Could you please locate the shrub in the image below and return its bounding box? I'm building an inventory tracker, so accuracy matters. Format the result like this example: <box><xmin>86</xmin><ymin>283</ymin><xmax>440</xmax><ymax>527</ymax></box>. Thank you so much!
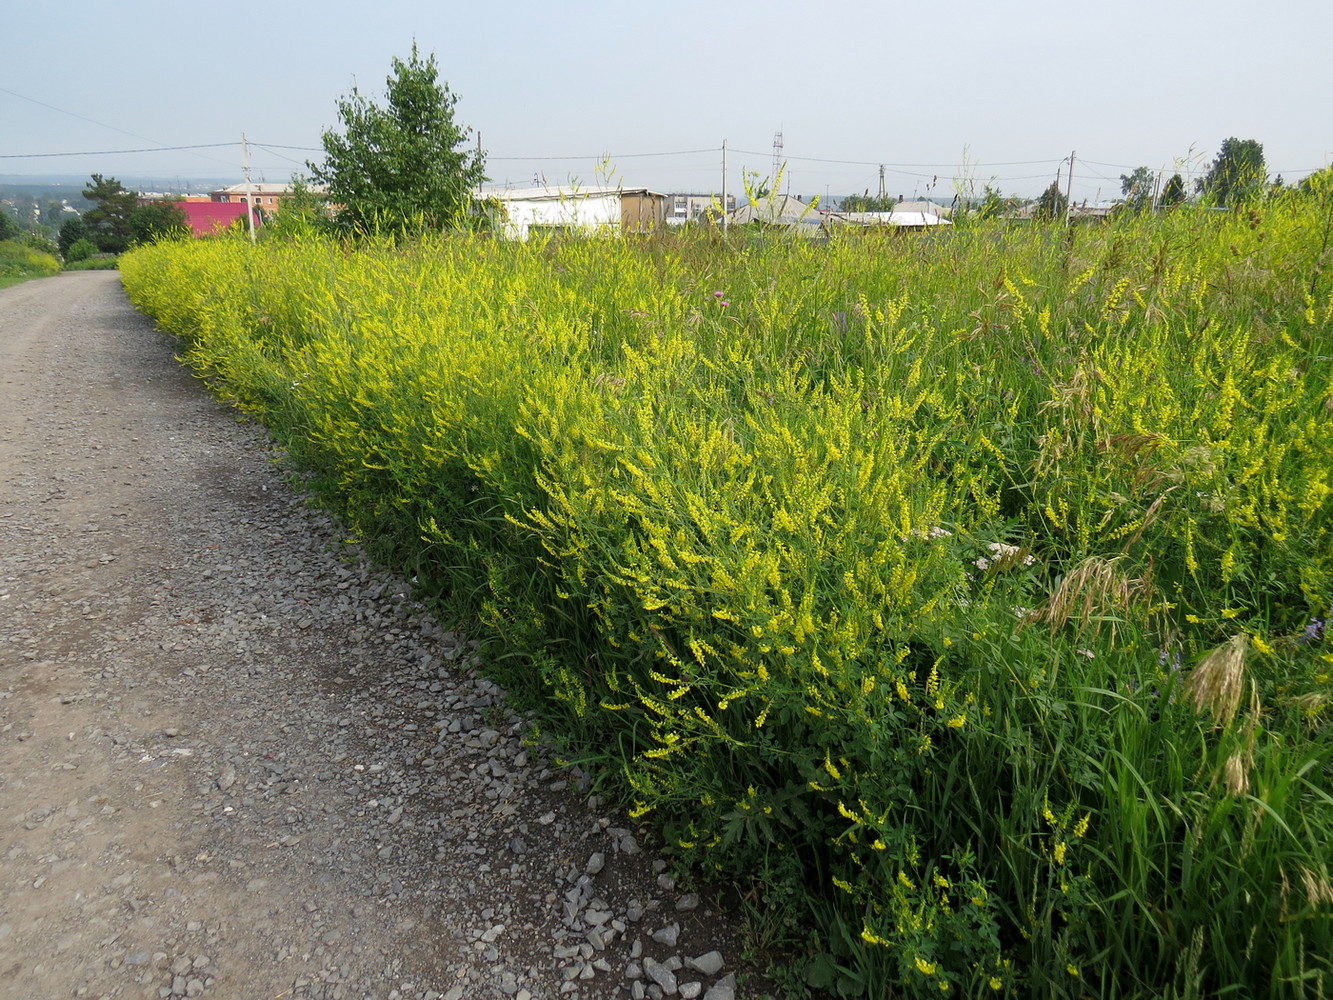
<box><xmin>0</xmin><ymin>239</ymin><xmax>61</xmax><ymax>286</ymax></box>
<box><xmin>65</xmin><ymin>237</ymin><xmax>98</xmax><ymax>263</ymax></box>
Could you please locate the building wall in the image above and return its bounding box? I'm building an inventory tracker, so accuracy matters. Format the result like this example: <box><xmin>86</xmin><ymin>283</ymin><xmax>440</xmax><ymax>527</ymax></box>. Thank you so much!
<box><xmin>496</xmin><ymin>192</ymin><xmax>624</xmax><ymax>241</ymax></box>
<box><xmin>667</xmin><ymin>194</ymin><xmax>735</xmax><ymax>222</ymax></box>
<box><xmin>620</xmin><ymin>192</ymin><xmax>668</xmax><ymax>232</ymax></box>
<box><xmin>210</xmin><ymin>185</ymin><xmax>294</xmax><ymax>218</ymax></box>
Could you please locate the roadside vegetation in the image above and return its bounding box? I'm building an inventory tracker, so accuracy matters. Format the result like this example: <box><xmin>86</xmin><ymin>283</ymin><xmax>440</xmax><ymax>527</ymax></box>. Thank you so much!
<box><xmin>119</xmin><ymin>185</ymin><xmax>1333</xmax><ymax>999</ymax></box>
<box><xmin>0</xmin><ymin>236</ymin><xmax>61</xmax><ymax>288</ymax></box>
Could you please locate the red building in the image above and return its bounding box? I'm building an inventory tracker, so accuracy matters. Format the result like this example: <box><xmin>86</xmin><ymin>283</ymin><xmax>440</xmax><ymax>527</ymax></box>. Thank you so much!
<box><xmin>175</xmin><ymin>201</ymin><xmax>258</xmax><ymax>236</ymax></box>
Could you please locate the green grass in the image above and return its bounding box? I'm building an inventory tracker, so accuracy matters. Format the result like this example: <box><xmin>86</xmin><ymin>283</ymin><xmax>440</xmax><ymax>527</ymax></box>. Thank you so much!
<box><xmin>63</xmin><ymin>255</ymin><xmax>121</xmax><ymax>271</ymax></box>
<box><xmin>120</xmin><ymin>200</ymin><xmax>1333</xmax><ymax>998</ymax></box>
<box><xmin>0</xmin><ymin>239</ymin><xmax>61</xmax><ymax>287</ymax></box>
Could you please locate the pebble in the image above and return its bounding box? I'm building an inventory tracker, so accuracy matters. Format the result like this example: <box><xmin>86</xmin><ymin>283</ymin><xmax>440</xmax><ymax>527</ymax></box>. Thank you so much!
<box><xmin>651</xmin><ymin>923</ymin><xmax>681</xmax><ymax>947</ymax></box>
<box><xmin>687</xmin><ymin>952</ymin><xmax>725</xmax><ymax>976</ymax></box>
<box><xmin>643</xmin><ymin>958</ymin><xmax>678</xmax><ymax>995</ymax></box>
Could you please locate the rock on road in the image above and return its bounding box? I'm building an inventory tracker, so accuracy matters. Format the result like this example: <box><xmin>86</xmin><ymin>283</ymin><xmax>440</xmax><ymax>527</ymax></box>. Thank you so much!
<box><xmin>0</xmin><ymin>273</ymin><xmax>747</xmax><ymax>1000</ymax></box>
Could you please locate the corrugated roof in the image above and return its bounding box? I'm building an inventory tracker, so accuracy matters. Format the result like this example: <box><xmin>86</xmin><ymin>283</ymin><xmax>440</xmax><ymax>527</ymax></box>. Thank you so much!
<box><xmin>212</xmin><ymin>182</ymin><xmax>301</xmax><ymax>196</ymax></box>
<box><xmin>829</xmin><ymin>210</ymin><xmax>952</xmax><ymax>227</ymax></box>
<box><xmin>729</xmin><ymin>194</ymin><xmax>822</xmax><ymax>226</ymax></box>
<box><xmin>476</xmin><ymin>185</ymin><xmax>666</xmax><ymax>202</ymax></box>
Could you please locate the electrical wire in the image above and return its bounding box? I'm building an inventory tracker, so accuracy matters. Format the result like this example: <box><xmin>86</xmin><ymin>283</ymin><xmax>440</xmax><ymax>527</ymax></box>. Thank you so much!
<box><xmin>0</xmin><ymin>143</ymin><xmax>237</xmax><ymax>159</ymax></box>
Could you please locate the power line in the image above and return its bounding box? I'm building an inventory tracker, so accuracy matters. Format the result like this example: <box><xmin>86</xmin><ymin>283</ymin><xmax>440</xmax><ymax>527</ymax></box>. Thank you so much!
<box><xmin>0</xmin><ymin>142</ymin><xmax>237</xmax><ymax>159</ymax></box>
<box><xmin>730</xmin><ymin>147</ymin><xmax>1064</xmax><ymax>169</ymax></box>
<box><xmin>0</xmin><ymin>84</ymin><xmax>176</xmax><ymax>149</ymax></box>
<box><xmin>486</xmin><ymin>147</ymin><xmax>717</xmax><ymax>161</ymax></box>
<box><xmin>0</xmin><ymin>85</ymin><xmax>241</xmax><ymax>169</ymax></box>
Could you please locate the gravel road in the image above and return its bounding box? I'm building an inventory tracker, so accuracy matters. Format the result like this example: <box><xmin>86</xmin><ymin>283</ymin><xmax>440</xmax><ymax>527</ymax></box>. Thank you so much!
<box><xmin>0</xmin><ymin>272</ymin><xmax>758</xmax><ymax>1000</ymax></box>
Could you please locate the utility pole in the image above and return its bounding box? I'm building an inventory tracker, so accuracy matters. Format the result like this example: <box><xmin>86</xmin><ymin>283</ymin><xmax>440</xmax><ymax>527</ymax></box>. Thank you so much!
<box><xmin>241</xmin><ymin>132</ymin><xmax>256</xmax><ymax>244</ymax></box>
<box><xmin>721</xmin><ymin>139</ymin><xmax>728</xmax><ymax>233</ymax></box>
<box><xmin>1064</xmin><ymin>150</ymin><xmax>1076</xmax><ymax>225</ymax></box>
<box><xmin>878</xmin><ymin>164</ymin><xmax>886</xmax><ymax>201</ymax></box>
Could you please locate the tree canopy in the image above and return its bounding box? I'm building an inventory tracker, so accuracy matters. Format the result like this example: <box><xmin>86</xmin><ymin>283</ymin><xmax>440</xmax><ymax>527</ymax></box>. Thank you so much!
<box><xmin>309</xmin><ymin>45</ymin><xmax>487</xmax><ymax>235</ymax></box>
<box><xmin>1035</xmin><ymin>181</ymin><xmax>1068</xmax><ymax>222</ymax></box>
<box><xmin>82</xmin><ymin>174</ymin><xmax>138</xmax><ymax>253</ymax></box>
<box><xmin>1158</xmin><ymin>173</ymin><xmax>1187</xmax><ymax>209</ymax></box>
<box><xmin>128</xmin><ymin>201</ymin><xmax>188</xmax><ymax>246</ymax></box>
<box><xmin>1199</xmin><ymin>137</ymin><xmax>1266</xmax><ymax>207</ymax></box>
<box><xmin>1119</xmin><ymin>166</ymin><xmax>1155</xmax><ymax>212</ymax></box>
<box><xmin>840</xmin><ymin>192</ymin><xmax>896</xmax><ymax>213</ymax></box>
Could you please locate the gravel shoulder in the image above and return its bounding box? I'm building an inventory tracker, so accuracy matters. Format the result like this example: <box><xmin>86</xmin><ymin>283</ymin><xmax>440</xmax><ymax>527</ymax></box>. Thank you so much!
<box><xmin>0</xmin><ymin>272</ymin><xmax>767</xmax><ymax>1000</ymax></box>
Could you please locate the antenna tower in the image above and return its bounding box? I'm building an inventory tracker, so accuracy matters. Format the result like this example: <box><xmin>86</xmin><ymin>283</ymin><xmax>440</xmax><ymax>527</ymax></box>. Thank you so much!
<box><xmin>772</xmin><ymin>131</ymin><xmax>783</xmax><ymax>186</ymax></box>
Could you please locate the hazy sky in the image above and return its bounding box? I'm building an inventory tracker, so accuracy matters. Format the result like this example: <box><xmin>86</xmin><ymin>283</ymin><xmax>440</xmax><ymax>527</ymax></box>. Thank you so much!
<box><xmin>4</xmin><ymin>0</ymin><xmax>1330</xmax><ymax>202</ymax></box>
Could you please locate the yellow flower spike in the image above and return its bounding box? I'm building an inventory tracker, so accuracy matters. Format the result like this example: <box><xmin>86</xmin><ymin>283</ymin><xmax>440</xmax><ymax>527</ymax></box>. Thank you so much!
<box><xmin>1054</xmin><ymin>842</ymin><xmax>1068</xmax><ymax>865</ymax></box>
<box><xmin>915</xmin><ymin>956</ymin><xmax>937</xmax><ymax>976</ymax></box>
<box><xmin>861</xmin><ymin>927</ymin><xmax>890</xmax><ymax>947</ymax></box>
<box><xmin>1073</xmin><ymin>812</ymin><xmax>1091</xmax><ymax>839</ymax></box>
<box><xmin>824</xmin><ymin>751</ymin><xmax>842</xmax><ymax>781</ymax></box>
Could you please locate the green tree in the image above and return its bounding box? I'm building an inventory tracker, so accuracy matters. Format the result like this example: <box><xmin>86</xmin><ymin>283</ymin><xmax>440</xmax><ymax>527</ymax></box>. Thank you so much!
<box><xmin>0</xmin><ymin>209</ymin><xmax>18</xmax><ymax>242</ymax></box>
<box><xmin>81</xmin><ymin>174</ymin><xmax>138</xmax><ymax>253</ymax></box>
<box><xmin>976</xmin><ymin>185</ymin><xmax>1013</xmax><ymax>221</ymax></box>
<box><xmin>1119</xmin><ymin>166</ymin><xmax>1155</xmax><ymax>212</ymax></box>
<box><xmin>57</xmin><ymin>216</ymin><xmax>92</xmax><ymax>257</ymax></box>
<box><xmin>1035</xmin><ymin>180</ymin><xmax>1068</xmax><ymax>222</ymax></box>
<box><xmin>39</xmin><ymin>200</ymin><xmax>65</xmax><ymax>234</ymax></box>
<box><xmin>1199</xmin><ymin>137</ymin><xmax>1266</xmax><ymax>207</ymax></box>
<box><xmin>3</xmin><ymin>194</ymin><xmax>35</xmax><ymax>231</ymax></box>
<box><xmin>64</xmin><ymin>237</ymin><xmax>98</xmax><ymax>263</ymax></box>
<box><xmin>840</xmin><ymin>191</ymin><xmax>896</xmax><ymax>213</ymax></box>
<box><xmin>309</xmin><ymin>44</ymin><xmax>487</xmax><ymax>235</ymax></box>
<box><xmin>259</xmin><ymin>177</ymin><xmax>330</xmax><ymax>239</ymax></box>
<box><xmin>1158</xmin><ymin>172</ymin><xmax>1187</xmax><ymax>209</ymax></box>
<box><xmin>128</xmin><ymin>200</ymin><xmax>189</xmax><ymax>246</ymax></box>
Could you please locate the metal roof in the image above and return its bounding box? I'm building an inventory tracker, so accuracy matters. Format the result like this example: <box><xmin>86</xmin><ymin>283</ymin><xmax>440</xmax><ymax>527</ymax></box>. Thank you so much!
<box><xmin>476</xmin><ymin>185</ymin><xmax>666</xmax><ymax>202</ymax></box>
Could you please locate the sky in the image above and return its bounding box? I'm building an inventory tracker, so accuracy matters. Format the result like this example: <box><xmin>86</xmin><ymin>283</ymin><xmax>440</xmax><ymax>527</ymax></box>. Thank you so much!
<box><xmin>4</xmin><ymin>0</ymin><xmax>1331</xmax><ymax>204</ymax></box>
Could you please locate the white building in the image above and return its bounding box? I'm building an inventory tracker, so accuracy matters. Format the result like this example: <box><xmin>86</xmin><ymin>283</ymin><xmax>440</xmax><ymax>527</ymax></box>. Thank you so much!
<box><xmin>476</xmin><ymin>185</ymin><xmax>668</xmax><ymax>241</ymax></box>
<box><xmin>667</xmin><ymin>193</ymin><xmax>736</xmax><ymax>223</ymax></box>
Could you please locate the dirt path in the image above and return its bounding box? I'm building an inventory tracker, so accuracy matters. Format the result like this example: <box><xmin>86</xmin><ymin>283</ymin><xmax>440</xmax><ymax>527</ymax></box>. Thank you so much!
<box><xmin>0</xmin><ymin>273</ymin><xmax>750</xmax><ymax>1000</ymax></box>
